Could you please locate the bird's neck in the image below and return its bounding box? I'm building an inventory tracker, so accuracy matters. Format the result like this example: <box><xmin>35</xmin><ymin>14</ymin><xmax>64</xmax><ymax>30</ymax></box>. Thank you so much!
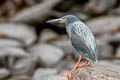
<box><xmin>65</xmin><ymin>21</ymin><xmax>77</xmax><ymax>38</ymax></box>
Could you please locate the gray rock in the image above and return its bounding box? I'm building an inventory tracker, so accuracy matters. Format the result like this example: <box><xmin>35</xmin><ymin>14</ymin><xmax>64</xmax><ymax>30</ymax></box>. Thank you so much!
<box><xmin>39</xmin><ymin>29</ymin><xmax>58</xmax><ymax>43</ymax></box>
<box><xmin>97</xmin><ymin>36</ymin><xmax>113</xmax><ymax>58</ymax></box>
<box><xmin>109</xmin><ymin>33</ymin><xmax>120</xmax><ymax>42</ymax></box>
<box><xmin>33</xmin><ymin>68</ymin><xmax>67</xmax><ymax>80</ymax></box>
<box><xmin>74</xmin><ymin>12</ymin><xmax>90</xmax><ymax>21</ymax></box>
<box><xmin>85</xmin><ymin>0</ymin><xmax>117</xmax><ymax>14</ymax></box>
<box><xmin>0</xmin><ymin>47</ymin><xmax>36</xmax><ymax>75</ymax></box>
<box><xmin>33</xmin><ymin>68</ymin><xmax>58</xmax><ymax>80</ymax></box>
<box><xmin>56</xmin><ymin>58</ymin><xmax>76</xmax><ymax>71</ymax></box>
<box><xmin>52</xmin><ymin>39</ymin><xmax>75</xmax><ymax>55</ymax></box>
<box><xmin>115</xmin><ymin>46</ymin><xmax>120</xmax><ymax>58</ymax></box>
<box><xmin>96</xmin><ymin>34</ymin><xmax>112</xmax><ymax>44</ymax></box>
<box><xmin>10</xmin><ymin>0</ymin><xmax>61</xmax><ymax>23</ymax></box>
<box><xmin>0</xmin><ymin>23</ymin><xmax>36</xmax><ymax>46</ymax></box>
<box><xmin>11</xmin><ymin>56</ymin><xmax>36</xmax><ymax>75</ymax></box>
<box><xmin>0</xmin><ymin>39</ymin><xmax>24</xmax><ymax>48</ymax></box>
<box><xmin>109</xmin><ymin>6</ymin><xmax>120</xmax><ymax>15</ymax></box>
<box><xmin>96</xmin><ymin>34</ymin><xmax>120</xmax><ymax>58</ymax></box>
<box><xmin>0</xmin><ymin>68</ymin><xmax>10</xmax><ymax>79</ymax></box>
<box><xmin>35</xmin><ymin>75</ymin><xmax>67</xmax><ymax>80</ymax></box>
<box><xmin>7</xmin><ymin>75</ymin><xmax>32</xmax><ymax>80</ymax></box>
<box><xmin>71</xmin><ymin>65</ymin><xmax>120</xmax><ymax>80</ymax></box>
<box><xmin>34</xmin><ymin>68</ymin><xmax>58</xmax><ymax>76</ymax></box>
<box><xmin>28</xmin><ymin>44</ymin><xmax>64</xmax><ymax>66</ymax></box>
<box><xmin>96</xmin><ymin>33</ymin><xmax>120</xmax><ymax>44</ymax></box>
<box><xmin>98</xmin><ymin>60</ymin><xmax>120</xmax><ymax>70</ymax></box>
<box><xmin>113</xmin><ymin>60</ymin><xmax>120</xmax><ymax>66</ymax></box>
<box><xmin>98</xmin><ymin>44</ymin><xmax>113</xmax><ymax>58</ymax></box>
<box><xmin>86</xmin><ymin>16</ymin><xmax>120</xmax><ymax>34</ymax></box>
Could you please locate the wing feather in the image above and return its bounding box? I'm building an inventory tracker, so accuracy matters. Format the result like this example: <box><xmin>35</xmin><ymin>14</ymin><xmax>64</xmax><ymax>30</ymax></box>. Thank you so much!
<box><xmin>70</xmin><ymin>23</ymin><xmax>98</xmax><ymax>61</ymax></box>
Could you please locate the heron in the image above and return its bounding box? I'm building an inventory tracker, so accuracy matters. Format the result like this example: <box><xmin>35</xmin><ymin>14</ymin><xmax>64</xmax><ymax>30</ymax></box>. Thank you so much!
<box><xmin>47</xmin><ymin>15</ymin><xmax>98</xmax><ymax>80</ymax></box>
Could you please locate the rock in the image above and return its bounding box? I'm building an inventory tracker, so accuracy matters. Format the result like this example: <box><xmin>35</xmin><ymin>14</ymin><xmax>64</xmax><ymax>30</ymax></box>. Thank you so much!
<box><xmin>0</xmin><ymin>23</ymin><xmax>36</xmax><ymax>46</ymax></box>
<box><xmin>86</xmin><ymin>16</ymin><xmax>120</xmax><ymax>34</ymax></box>
<box><xmin>113</xmin><ymin>60</ymin><xmax>120</xmax><ymax>66</ymax></box>
<box><xmin>24</xmin><ymin>0</ymin><xmax>39</xmax><ymax>6</ymax></box>
<box><xmin>56</xmin><ymin>58</ymin><xmax>76</xmax><ymax>71</ymax></box>
<box><xmin>71</xmin><ymin>65</ymin><xmax>120</xmax><ymax>80</ymax></box>
<box><xmin>98</xmin><ymin>44</ymin><xmax>113</xmax><ymax>58</ymax></box>
<box><xmin>54</xmin><ymin>0</ymin><xmax>75</xmax><ymax>12</ymax></box>
<box><xmin>96</xmin><ymin>35</ymin><xmax>114</xmax><ymax>58</ymax></box>
<box><xmin>10</xmin><ymin>55</ymin><xmax>36</xmax><ymax>75</ymax></box>
<box><xmin>52</xmin><ymin>39</ymin><xmax>75</xmax><ymax>55</ymax></box>
<box><xmin>7</xmin><ymin>75</ymin><xmax>32</xmax><ymax>80</ymax></box>
<box><xmin>0</xmin><ymin>38</ymin><xmax>24</xmax><ymax>48</ymax></box>
<box><xmin>0</xmin><ymin>47</ymin><xmax>36</xmax><ymax>75</ymax></box>
<box><xmin>0</xmin><ymin>68</ymin><xmax>10</xmax><ymax>79</ymax></box>
<box><xmin>51</xmin><ymin>35</ymin><xmax>75</xmax><ymax>55</ymax></box>
<box><xmin>37</xmin><ymin>75</ymin><xmax>67</xmax><ymax>80</ymax></box>
<box><xmin>33</xmin><ymin>68</ymin><xmax>58</xmax><ymax>80</ymax></box>
<box><xmin>115</xmin><ymin>46</ymin><xmax>120</xmax><ymax>58</ymax></box>
<box><xmin>75</xmin><ymin>13</ymin><xmax>90</xmax><ymax>21</ymax></box>
<box><xmin>96</xmin><ymin>33</ymin><xmax>120</xmax><ymax>44</ymax></box>
<box><xmin>109</xmin><ymin>6</ymin><xmax>120</xmax><ymax>15</ymax></box>
<box><xmin>98</xmin><ymin>60</ymin><xmax>120</xmax><ymax>70</ymax></box>
<box><xmin>28</xmin><ymin>44</ymin><xmax>64</xmax><ymax>66</ymax></box>
<box><xmin>96</xmin><ymin>34</ymin><xmax>111</xmax><ymax>44</ymax></box>
<box><xmin>109</xmin><ymin>33</ymin><xmax>120</xmax><ymax>42</ymax></box>
<box><xmin>10</xmin><ymin>0</ymin><xmax>61</xmax><ymax>23</ymax></box>
<box><xmin>39</xmin><ymin>29</ymin><xmax>58</xmax><ymax>43</ymax></box>
<box><xmin>85</xmin><ymin>0</ymin><xmax>117</xmax><ymax>14</ymax></box>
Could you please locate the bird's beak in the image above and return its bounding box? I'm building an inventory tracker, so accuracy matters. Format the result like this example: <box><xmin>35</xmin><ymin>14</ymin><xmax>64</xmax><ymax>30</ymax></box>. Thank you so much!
<box><xmin>46</xmin><ymin>18</ymin><xmax>64</xmax><ymax>23</ymax></box>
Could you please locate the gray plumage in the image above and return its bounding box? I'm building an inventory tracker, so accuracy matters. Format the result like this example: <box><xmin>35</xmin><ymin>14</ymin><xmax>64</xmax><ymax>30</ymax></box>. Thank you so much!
<box><xmin>47</xmin><ymin>15</ymin><xmax>98</xmax><ymax>63</ymax></box>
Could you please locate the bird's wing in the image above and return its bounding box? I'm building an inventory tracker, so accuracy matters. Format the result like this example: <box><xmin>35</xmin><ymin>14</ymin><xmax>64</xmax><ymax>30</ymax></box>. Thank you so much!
<box><xmin>70</xmin><ymin>23</ymin><xmax>98</xmax><ymax>61</ymax></box>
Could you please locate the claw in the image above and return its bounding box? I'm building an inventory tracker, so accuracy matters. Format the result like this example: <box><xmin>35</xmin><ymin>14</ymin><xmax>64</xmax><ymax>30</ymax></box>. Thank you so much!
<box><xmin>60</xmin><ymin>57</ymin><xmax>91</xmax><ymax>80</ymax></box>
<box><xmin>60</xmin><ymin>73</ymin><xmax>71</xmax><ymax>79</ymax></box>
<box><xmin>79</xmin><ymin>60</ymin><xmax>91</xmax><ymax>68</ymax></box>
<box><xmin>60</xmin><ymin>56</ymin><xmax>82</xmax><ymax>80</ymax></box>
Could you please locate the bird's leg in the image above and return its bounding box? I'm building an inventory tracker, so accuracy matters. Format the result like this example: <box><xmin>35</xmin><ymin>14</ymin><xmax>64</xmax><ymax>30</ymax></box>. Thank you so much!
<box><xmin>60</xmin><ymin>56</ymin><xmax>82</xmax><ymax>80</ymax></box>
<box><xmin>71</xmin><ymin>56</ymin><xmax>82</xmax><ymax>73</ymax></box>
<box><xmin>79</xmin><ymin>60</ymin><xmax>91</xmax><ymax>68</ymax></box>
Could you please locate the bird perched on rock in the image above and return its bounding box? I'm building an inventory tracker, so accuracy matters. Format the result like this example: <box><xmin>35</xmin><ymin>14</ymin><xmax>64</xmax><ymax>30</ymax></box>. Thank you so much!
<box><xmin>47</xmin><ymin>15</ymin><xmax>98</xmax><ymax>80</ymax></box>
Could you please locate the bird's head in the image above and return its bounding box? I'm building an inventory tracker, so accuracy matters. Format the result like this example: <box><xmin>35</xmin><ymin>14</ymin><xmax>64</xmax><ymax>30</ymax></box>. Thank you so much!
<box><xmin>47</xmin><ymin>15</ymin><xmax>80</xmax><ymax>25</ymax></box>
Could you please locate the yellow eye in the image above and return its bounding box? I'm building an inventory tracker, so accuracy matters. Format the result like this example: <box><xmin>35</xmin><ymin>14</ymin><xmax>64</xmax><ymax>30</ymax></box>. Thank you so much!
<box><xmin>64</xmin><ymin>17</ymin><xmax>67</xmax><ymax>21</ymax></box>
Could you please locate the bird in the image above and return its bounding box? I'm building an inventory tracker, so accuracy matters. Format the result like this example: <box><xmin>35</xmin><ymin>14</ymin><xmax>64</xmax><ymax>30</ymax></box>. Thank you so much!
<box><xmin>46</xmin><ymin>15</ymin><xmax>98</xmax><ymax>80</ymax></box>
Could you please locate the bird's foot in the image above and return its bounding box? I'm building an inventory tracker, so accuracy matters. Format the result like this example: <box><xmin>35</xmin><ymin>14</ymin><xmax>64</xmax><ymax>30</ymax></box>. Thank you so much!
<box><xmin>60</xmin><ymin>65</ymin><xmax>79</xmax><ymax>80</ymax></box>
<box><xmin>79</xmin><ymin>60</ymin><xmax>91</xmax><ymax>68</ymax></box>
<box><xmin>60</xmin><ymin>73</ymin><xmax>71</xmax><ymax>80</ymax></box>
<box><xmin>60</xmin><ymin>56</ymin><xmax>82</xmax><ymax>80</ymax></box>
<box><xmin>60</xmin><ymin>62</ymin><xmax>91</xmax><ymax>79</ymax></box>
<box><xmin>79</xmin><ymin>64</ymin><xmax>91</xmax><ymax>68</ymax></box>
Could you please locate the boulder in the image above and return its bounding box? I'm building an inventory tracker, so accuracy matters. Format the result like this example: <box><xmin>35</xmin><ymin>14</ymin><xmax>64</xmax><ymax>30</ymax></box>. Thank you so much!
<box><xmin>86</xmin><ymin>16</ymin><xmax>120</xmax><ymax>34</ymax></box>
<box><xmin>0</xmin><ymin>68</ymin><xmax>10</xmax><ymax>79</ymax></box>
<box><xmin>52</xmin><ymin>39</ymin><xmax>75</xmax><ymax>55</ymax></box>
<box><xmin>10</xmin><ymin>0</ymin><xmax>61</xmax><ymax>23</ymax></box>
<box><xmin>71</xmin><ymin>65</ymin><xmax>120</xmax><ymax>80</ymax></box>
<box><xmin>85</xmin><ymin>0</ymin><xmax>117</xmax><ymax>14</ymax></box>
<box><xmin>39</xmin><ymin>29</ymin><xmax>58</xmax><ymax>43</ymax></box>
<box><xmin>0</xmin><ymin>38</ymin><xmax>24</xmax><ymax>48</ymax></box>
<box><xmin>0</xmin><ymin>47</ymin><xmax>36</xmax><ymax>75</ymax></box>
<box><xmin>28</xmin><ymin>44</ymin><xmax>64</xmax><ymax>66</ymax></box>
<box><xmin>33</xmin><ymin>68</ymin><xmax>58</xmax><ymax>80</ymax></box>
<box><xmin>7</xmin><ymin>75</ymin><xmax>32</xmax><ymax>80</ymax></box>
<box><xmin>0</xmin><ymin>23</ymin><xmax>36</xmax><ymax>46</ymax></box>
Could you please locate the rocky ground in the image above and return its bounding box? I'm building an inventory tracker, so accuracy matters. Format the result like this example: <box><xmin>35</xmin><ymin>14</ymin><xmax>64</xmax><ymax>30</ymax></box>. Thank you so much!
<box><xmin>0</xmin><ymin>0</ymin><xmax>120</xmax><ymax>80</ymax></box>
